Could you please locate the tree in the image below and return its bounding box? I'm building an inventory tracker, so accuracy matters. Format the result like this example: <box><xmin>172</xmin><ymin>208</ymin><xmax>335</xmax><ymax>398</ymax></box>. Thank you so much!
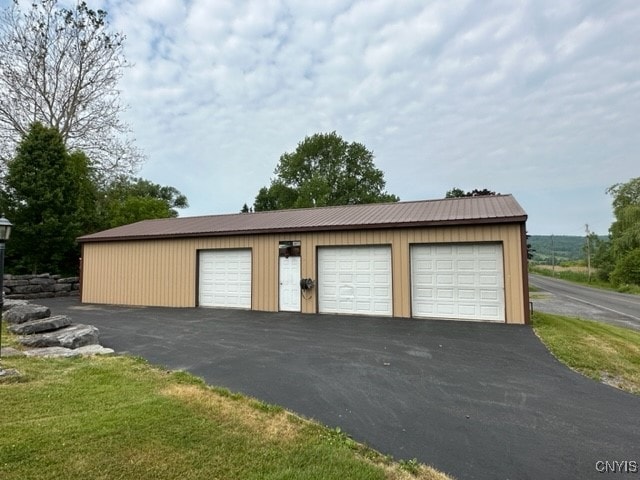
<box><xmin>0</xmin><ymin>0</ymin><xmax>142</xmax><ymax>178</ymax></box>
<box><xmin>254</xmin><ymin>182</ymin><xmax>299</xmax><ymax>212</ymax></box>
<box><xmin>610</xmin><ymin>249</ymin><xmax>640</xmax><ymax>286</ymax></box>
<box><xmin>1</xmin><ymin>123</ymin><xmax>186</xmax><ymax>274</ymax></box>
<box><xmin>99</xmin><ymin>176</ymin><xmax>188</xmax><ymax>228</ymax></box>
<box><xmin>606</xmin><ymin>177</ymin><xmax>640</xmax><ymax>285</ymax></box>
<box><xmin>446</xmin><ymin>188</ymin><xmax>497</xmax><ymax>198</ymax></box>
<box><xmin>254</xmin><ymin>132</ymin><xmax>398</xmax><ymax>211</ymax></box>
<box><xmin>445</xmin><ymin>187</ymin><xmax>465</xmax><ymax>198</ymax></box>
<box><xmin>607</xmin><ymin>179</ymin><xmax>640</xmax><ymax>258</ymax></box>
<box><xmin>4</xmin><ymin>123</ymin><xmax>88</xmax><ymax>274</ymax></box>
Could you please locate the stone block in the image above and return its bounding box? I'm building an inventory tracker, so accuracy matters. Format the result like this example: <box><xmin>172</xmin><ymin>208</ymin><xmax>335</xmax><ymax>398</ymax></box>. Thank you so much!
<box><xmin>12</xmin><ymin>285</ymin><xmax>43</xmax><ymax>294</ymax></box>
<box><xmin>4</xmin><ymin>279</ymin><xmax>29</xmax><ymax>287</ymax></box>
<box><xmin>2</xmin><ymin>299</ymin><xmax>28</xmax><ymax>311</ymax></box>
<box><xmin>30</xmin><ymin>277</ymin><xmax>56</xmax><ymax>286</ymax></box>
<box><xmin>75</xmin><ymin>345</ymin><xmax>115</xmax><ymax>355</ymax></box>
<box><xmin>0</xmin><ymin>346</ymin><xmax>24</xmax><ymax>357</ymax></box>
<box><xmin>19</xmin><ymin>324</ymin><xmax>99</xmax><ymax>349</ymax></box>
<box><xmin>53</xmin><ymin>283</ymin><xmax>72</xmax><ymax>292</ymax></box>
<box><xmin>23</xmin><ymin>347</ymin><xmax>81</xmax><ymax>358</ymax></box>
<box><xmin>9</xmin><ymin>315</ymin><xmax>72</xmax><ymax>335</ymax></box>
<box><xmin>4</xmin><ymin>304</ymin><xmax>50</xmax><ymax>324</ymax></box>
<box><xmin>12</xmin><ymin>275</ymin><xmax>34</xmax><ymax>280</ymax></box>
<box><xmin>58</xmin><ymin>277</ymin><xmax>80</xmax><ymax>284</ymax></box>
<box><xmin>33</xmin><ymin>292</ymin><xmax>55</xmax><ymax>299</ymax></box>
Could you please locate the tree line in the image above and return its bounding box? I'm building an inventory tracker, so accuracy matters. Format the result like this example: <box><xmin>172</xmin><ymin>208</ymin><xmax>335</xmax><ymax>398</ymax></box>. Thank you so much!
<box><xmin>590</xmin><ymin>177</ymin><xmax>640</xmax><ymax>286</ymax></box>
<box><xmin>0</xmin><ymin>123</ymin><xmax>187</xmax><ymax>275</ymax></box>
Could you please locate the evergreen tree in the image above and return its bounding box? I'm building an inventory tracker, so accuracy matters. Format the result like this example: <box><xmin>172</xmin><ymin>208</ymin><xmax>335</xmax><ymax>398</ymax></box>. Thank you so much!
<box><xmin>4</xmin><ymin>123</ymin><xmax>86</xmax><ymax>273</ymax></box>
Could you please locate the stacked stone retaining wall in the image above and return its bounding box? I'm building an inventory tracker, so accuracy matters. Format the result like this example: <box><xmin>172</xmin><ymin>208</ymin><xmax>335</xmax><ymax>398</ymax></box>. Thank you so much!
<box><xmin>3</xmin><ymin>274</ymin><xmax>80</xmax><ymax>300</ymax></box>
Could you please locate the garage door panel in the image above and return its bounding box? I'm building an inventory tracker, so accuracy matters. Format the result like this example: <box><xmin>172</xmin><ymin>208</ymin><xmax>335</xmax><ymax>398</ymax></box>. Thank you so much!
<box><xmin>199</xmin><ymin>250</ymin><xmax>251</xmax><ymax>309</ymax></box>
<box><xmin>318</xmin><ymin>246</ymin><xmax>392</xmax><ymax>316</ymax></box>
<box><xmin>437</xmin><ymin>288</ymin><xmax>454</xmax><ymax>300</ymax></box>
<box><xmin>411</xmin><ymin>243</ymin><xmax>504</xmax><ymax>322</ymax></box>
<box><xmin>437</xmin><ymin>260</ymin><xmax>453</xmax><ymax>270</ymax></box>
<box><xmin>339</xmin><ymin>273</ymin><xmax>353</xmax><ymax>283</ymax></box>
<box><xmin>459</xmin><ymin>304</ymin><xmax>477</xmax><ymax>315</ymax></box>
<box><xmin>480</xmin><ymin>275</ymin><xmax>499</xmax><ymax>286</ymax></box>
<box><xmin>437</xmin><ymin>274</ymin><xmax>454</xmax><ymax>285</ymax></box>
<box><xmin>458</xmin><ymin>275</ymin><xmax>475</xmax><ymax>285</ymax></box>
<box><xmin>479</xmin><ymin>260</ymin><xmax>497</xmax><ymax>270</ymax></box>
<box><xmin>457</xmin><ymin>260</ymin><xmax>475</xmax><ymax>270</ymax></box>
<box><xmin>458</xmin><ymin>289</ymin><xmax>476</xmax><ymax>300</ymax></box>
<box><xmin>437</xmin><ymin>304</ymin><xmax>455</xmax><ymax>315</ymax></box>
<box><xmin>480</xmin><ymin>305</ymin><xmax>500</xmax><ymax>317</ymax></box>
<box><xmin>481</xmin><ymin>289</ymin><xmax>499</xmax><ymax>300</ymax></box>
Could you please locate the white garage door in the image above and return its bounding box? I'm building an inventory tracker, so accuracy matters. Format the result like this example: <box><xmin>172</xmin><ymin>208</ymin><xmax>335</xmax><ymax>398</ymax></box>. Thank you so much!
<box><xmin>199</xmin><ymin>250</ymin><xmax>251</xmax><ymax>308</ymax></box>
<box><xmin>318</xmin><ymin>246</ymin><xmax>392</xmax><ymax>316</ymax></box>
<box><xmin>411</xmin><ymin>243</ymin><xmax>504</xmax><ymax>322</ymax></box>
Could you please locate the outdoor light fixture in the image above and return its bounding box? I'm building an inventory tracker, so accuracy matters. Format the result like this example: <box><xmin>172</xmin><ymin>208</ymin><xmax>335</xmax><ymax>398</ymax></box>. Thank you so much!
<box><xmin>0</xmin><ymin>214</ymin><xmax>13</xmax><ymax>364</ymax></box>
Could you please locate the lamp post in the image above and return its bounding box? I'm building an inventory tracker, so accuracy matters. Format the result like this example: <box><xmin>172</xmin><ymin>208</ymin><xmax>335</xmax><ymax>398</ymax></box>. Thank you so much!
<box><xmin>0</xmin><ymin>214</ymin><xmax>13</xmax><ymax>362</ymax></box>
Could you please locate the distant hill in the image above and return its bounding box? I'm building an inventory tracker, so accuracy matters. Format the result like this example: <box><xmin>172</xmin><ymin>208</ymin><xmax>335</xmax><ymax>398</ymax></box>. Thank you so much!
<box><xmin>528</xmin><ymin>235</ymin><xmax>591</xmax><ymax>264</ymax></box>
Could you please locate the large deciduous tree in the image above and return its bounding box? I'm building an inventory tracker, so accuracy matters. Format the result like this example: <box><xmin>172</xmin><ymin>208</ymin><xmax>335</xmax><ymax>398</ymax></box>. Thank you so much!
<box><xmin>254</xmin><ymin>132</ymin><xmax>398</xmax><ymax>211</ymax></box>
<box><xmin>0</xmin><ymin>0</ymin><xmax>142</xmax><ymax>178</ymax></box>
<box><xmin>99</xmin><ymin>176</ymin><xmax>188</xmax><ymax>228</ymax></box>
<box><xmin>606</xmin><ymin>177</ymin><xmax>640</xmax><ymax>286</ymax></box>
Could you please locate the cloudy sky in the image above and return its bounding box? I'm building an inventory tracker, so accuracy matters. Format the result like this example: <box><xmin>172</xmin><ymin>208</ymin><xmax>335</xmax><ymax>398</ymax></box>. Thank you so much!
<box><xmin>11</xmin><ymin>0</ymin><xmax>640</xmax><ymax>235</ymax></box>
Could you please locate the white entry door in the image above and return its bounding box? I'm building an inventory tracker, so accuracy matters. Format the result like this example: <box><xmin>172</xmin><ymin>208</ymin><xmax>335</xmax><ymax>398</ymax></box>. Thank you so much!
<box><xmin>279</xmin><ymin>256</ymin><xmax>301</xmax><ymax>312</ymax></box>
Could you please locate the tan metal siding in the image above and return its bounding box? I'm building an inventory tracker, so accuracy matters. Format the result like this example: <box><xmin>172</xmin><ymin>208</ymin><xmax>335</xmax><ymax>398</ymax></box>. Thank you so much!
<box><xmin>81</xmin><ymin>223</ymin><xmax>527</xmax><ymax>323</ymax></box>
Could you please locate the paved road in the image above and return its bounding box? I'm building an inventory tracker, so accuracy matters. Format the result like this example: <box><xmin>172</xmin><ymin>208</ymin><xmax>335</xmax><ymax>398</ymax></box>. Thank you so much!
<box><xmin>36</xmin><ymin>297</ymin><xmax>640</xmax><ymax>480</ymax></box>
<box><xmin>530</xmin><ymin>274</ymin><xmax>640</xmax><ymax>330</ymax></box>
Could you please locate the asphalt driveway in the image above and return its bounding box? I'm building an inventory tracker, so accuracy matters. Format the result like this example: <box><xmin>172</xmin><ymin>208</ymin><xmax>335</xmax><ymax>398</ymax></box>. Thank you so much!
<box><xmin>39</xmin><ymin>297</ymin><xmax>639</xmax><ymax>480</ymax></box>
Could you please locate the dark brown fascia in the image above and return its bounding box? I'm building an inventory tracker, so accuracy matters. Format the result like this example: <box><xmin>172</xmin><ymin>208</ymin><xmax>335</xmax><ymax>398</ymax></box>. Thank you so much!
<box><xmin>77</xmin><ymin>216</ymin><xmax>528</xmax><ymax>243</ymax></box>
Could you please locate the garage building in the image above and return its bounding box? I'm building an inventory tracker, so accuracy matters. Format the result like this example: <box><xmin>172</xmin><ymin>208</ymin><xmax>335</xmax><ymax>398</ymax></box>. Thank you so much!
<box><xmin>78</xmin><ymin>194</ymin><xmax>529</xmax><ymax>324</ymax></box>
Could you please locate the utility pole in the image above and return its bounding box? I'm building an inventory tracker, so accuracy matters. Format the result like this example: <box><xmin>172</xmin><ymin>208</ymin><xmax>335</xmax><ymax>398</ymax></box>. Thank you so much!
<box><xmin>551</xmin><ymin>234</ymin><xmax>555</xmax><ymax>276</ymax></box>
<box><xmin>585</xmin><ymin>224</ymin><xmax>592</xmax><ymax>282</ymax></box>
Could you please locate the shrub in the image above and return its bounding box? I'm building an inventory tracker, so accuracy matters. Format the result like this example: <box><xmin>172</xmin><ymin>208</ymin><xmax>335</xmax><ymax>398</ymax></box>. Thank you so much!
<box><xmin>610</xmin><ymin>248</ymin><xmax>640</xmax><ymax>286</ymax></box>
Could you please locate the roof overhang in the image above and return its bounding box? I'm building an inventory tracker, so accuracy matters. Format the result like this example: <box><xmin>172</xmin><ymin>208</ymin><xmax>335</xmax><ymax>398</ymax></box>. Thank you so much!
<box><xmin>78</xmin><ymin>215</ymin><xmax>528</xmax><ymax>243</ymax></box>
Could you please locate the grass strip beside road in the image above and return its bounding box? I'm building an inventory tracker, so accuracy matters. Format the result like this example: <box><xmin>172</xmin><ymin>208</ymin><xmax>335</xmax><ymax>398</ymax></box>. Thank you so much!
<box><xmin>533</xmin><ymin>312</ymin><xmax>640</xmax><ymax>394</ymax></box>
<box><xmin>0</xmin><ymin>355</ymin><xmax>452</xmax><ymax>480</ymax></box>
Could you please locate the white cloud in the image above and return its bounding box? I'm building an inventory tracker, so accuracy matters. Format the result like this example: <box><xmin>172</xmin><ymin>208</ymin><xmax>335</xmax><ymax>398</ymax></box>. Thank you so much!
<box><xmin>556</xmin><ymin>17</ymin><xmax>605</xmax><ymax>59</ymax></box>
<box><xmin>67</xmin><ymin>0</ymin><xmax>640</xmax><ymax>235</ymax></box>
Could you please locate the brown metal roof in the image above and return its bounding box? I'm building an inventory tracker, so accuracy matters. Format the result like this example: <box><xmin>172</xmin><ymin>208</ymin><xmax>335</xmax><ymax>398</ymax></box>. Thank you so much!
<box><xmin>78</xmin><ymin>194</ymin><xmax>527</xmax><ymax>243</ymax></box>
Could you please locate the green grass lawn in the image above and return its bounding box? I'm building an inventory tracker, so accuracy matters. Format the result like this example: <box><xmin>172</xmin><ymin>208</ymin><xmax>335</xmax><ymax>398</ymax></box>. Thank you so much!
<box><xmin>532</xmin><ymin>312</ymin><xmax>640</xmax><ymax>394</ymax></box>
<box><xmin>0</xmin><ymin>354</ymin><xmax>451</xmax><ymax>480</ymax></box>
